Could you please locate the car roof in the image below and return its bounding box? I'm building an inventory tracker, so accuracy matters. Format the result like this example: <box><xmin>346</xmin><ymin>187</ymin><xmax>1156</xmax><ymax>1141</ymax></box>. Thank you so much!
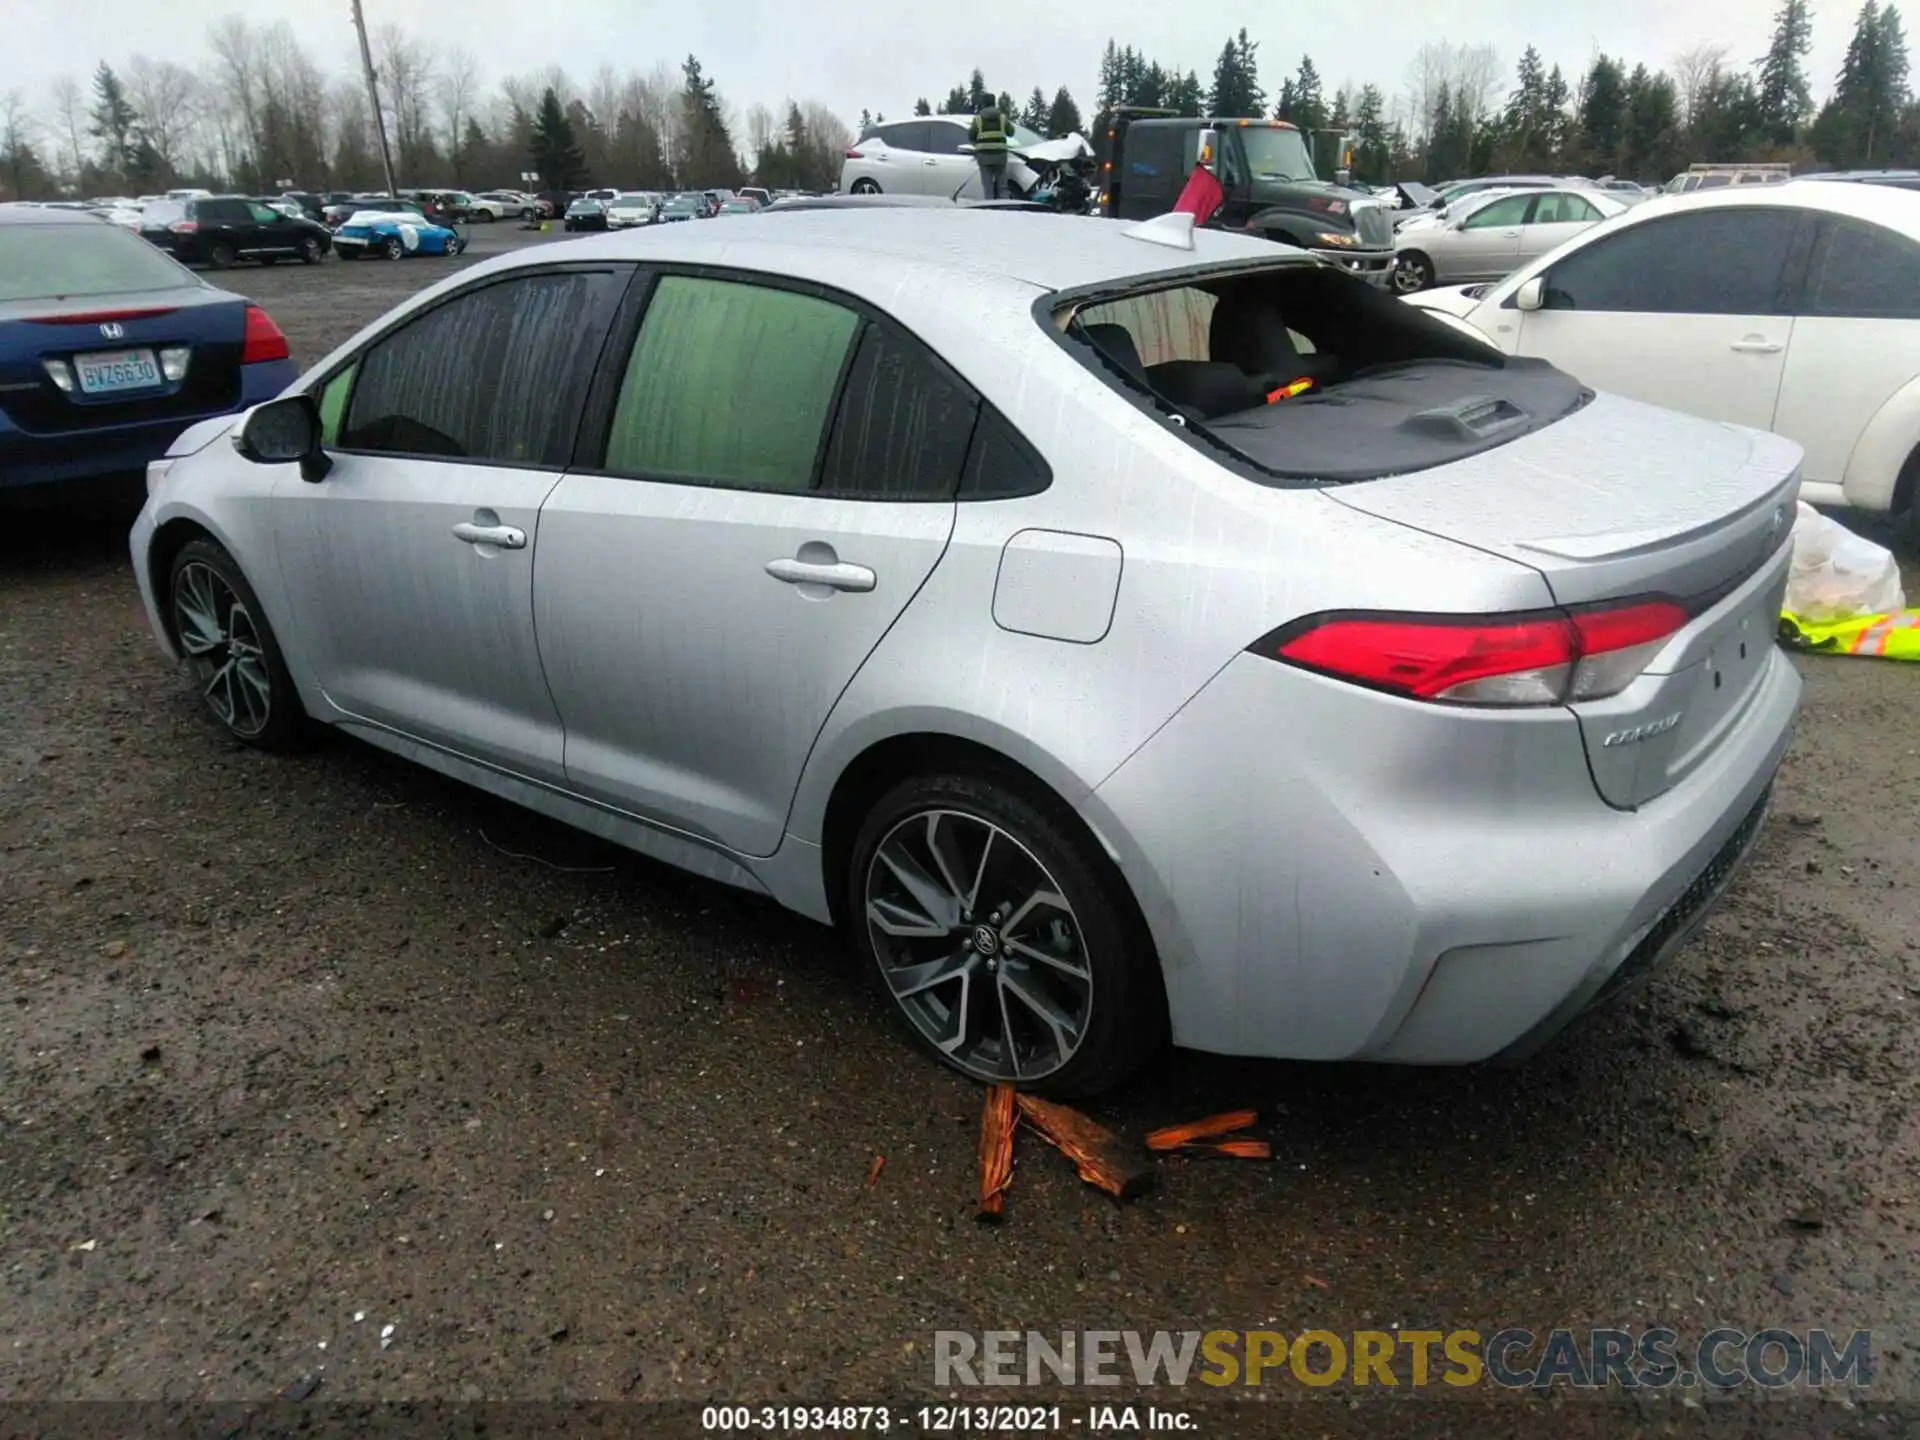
<box><xmin>0</xmin><ymin>204</ymin><xmax>109</xmax><ymax>225</ymax></box>
<box><xmin>506</xmin><ymin>207</ymin><xmax>1302</xmax><ymax>294</ymax></box>
<box><xmin>1615</xmin><ymin>176</ymin><xmax>1920</xmax><ymax>229</ymax></box>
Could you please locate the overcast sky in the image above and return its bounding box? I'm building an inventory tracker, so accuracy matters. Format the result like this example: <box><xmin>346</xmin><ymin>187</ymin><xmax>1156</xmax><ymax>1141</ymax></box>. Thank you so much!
<box><xmin>14</xmin><ymin>0</ymin><xmax>1847</xmax><ymax>126</ymax></box>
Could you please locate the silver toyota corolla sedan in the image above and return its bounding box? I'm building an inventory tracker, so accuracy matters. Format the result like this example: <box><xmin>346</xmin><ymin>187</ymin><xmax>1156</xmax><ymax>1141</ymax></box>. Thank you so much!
<box><xmin>129</xmin><ymin>210</ymin><xmax>1801</xmax><ymax>1096</ymax></box>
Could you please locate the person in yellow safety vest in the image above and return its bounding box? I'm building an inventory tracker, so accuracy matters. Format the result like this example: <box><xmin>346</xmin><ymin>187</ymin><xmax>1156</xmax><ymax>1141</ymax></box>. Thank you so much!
<box><xmin>1779</xmin><ymin>609</ymin><xmax>1920</xmax><ymax>659</ymax></box>
<box><xmin>969</xmin><ymin>104</ymin><xmax>1012</xmax><ymax>200</ymax></box>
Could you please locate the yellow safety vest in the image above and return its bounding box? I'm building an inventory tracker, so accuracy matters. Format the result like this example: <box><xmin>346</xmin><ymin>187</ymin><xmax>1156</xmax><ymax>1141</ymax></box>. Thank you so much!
<box><xmin>1779</xmin><ymin>609</ymin><xmax>1920</xmax><ymax>659</ymax></box>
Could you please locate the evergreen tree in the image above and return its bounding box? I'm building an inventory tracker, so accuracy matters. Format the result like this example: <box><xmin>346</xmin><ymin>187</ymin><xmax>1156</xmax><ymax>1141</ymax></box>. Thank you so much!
<box><xmin>1045</xmin><ymin>86</ymin><xmax>1083</xmax><ymax>137</ymax></box>
<box><xmin>941</xmin><ymin>86</ymin><xmax>968</xmax><ymax>115</ymax></box>
<box><xmin>456</xmin><ymin>116</ymin><xmax>489</xmax><ymax>183</ymax></box>
<box><xmin>1620</xmin><ymin>64</ymin><xmax>1682</xmax><ymax>181</ymax></box>
<box><xmin>675</xmin><ymin>56</ymin><xmax>740</xmax><ymax>187</ymax></box>
<box><xmin>1209</xmin><ymin>28</ymin><xmax>1265</xmax><ymax>117</ymax></box>
<box><xmin>529</xmin><ymin>86</ymin><xmax>586</xmax><ymax>190</ymax></box>
<box><xmin>858</xmin><ymin>108</ymin><xmax>873</xmax><ymax>135</ymax></box>
<box><xmin>1167</xmin><ymin>71</ymin><xmax>1205</xmax><ymax>117</ymax></box>
<box><xmin>1021</xmin><ymin>87</ymin><xmax>1049</xmax><ymax>132</ymax></box>
<box><xmin>913</xmin><ymin>97</ymin><xmax>932</xmax><ymax>116</ymax></box>
<box><xmin>1501</xmin><ymin>44</ymin><xmax>1553</xmax><ymax>170</ymax></box>
<box><xmin>997</xmin><ymin>90</ymin><xmax>1017</xmax><ymax>119</ymax></box>
<box><xmin>1273</xmin><ymin>77</ymin><xmax>1298</xmax><ymax>122</ymax></box>
<box><xmin>1292</xmin><ymin>56</ymin><xmax>1328</xmax><ymax>134</ymax></box>
<box><xmin>1425</xmin><ymin>83</ymin><xmax>1459</xmax><ymax>180</ymax></box>
<box><xmin>1542</xmin><ymin>64</ymin><xmax>1573</xmax><ymax>165</ymax></box>
<box><xmin>1097</xmin><ymin>40</ymin><xmax>1126</xmax><ymax>112</ymax></box>
<box><xmin>1353</xmin><ymin>82</ymin><xmax>1390</xmax><ymax>181</ymax></box>
<box><xmin>1693</xmin><ymin>69</ymin><xmax>1761</xmax><ymax>160</ymax></box>
<box><xmin>1755</xmin><ymin>0</ymin><xmax>1816</xmax><ymax>142</ymax></box>
<box><xmin>1329</xmin><ymin>87</ymin><xmax>1352</xmax><ymax>132</ymax></box>
<box><xmin>88</xmin><ymin>62</ymin><xmax>140</xmax><ymax>176</ymax></box>
<box><xmin>1576</xmin><ymin>54</ymin><xmax>1629</xmax><ymax>171</ymax></box>
<box><xmin>1815</xmin><ymin>0</ymin><xmax>1913</xmax><ymax>165</ymax></box>
<box><xmin>968</xmin><ymin>69</ymin><xmax>992</xmax><ymax>112</ymax></box>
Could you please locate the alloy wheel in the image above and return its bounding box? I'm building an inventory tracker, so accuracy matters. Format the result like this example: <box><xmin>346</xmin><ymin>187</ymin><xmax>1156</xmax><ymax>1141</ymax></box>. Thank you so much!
<box><xmin>851</xmin><ymin>178</ymin><xmax>881</xmax><ymax>195</ymax></box>
<box><xmin>1393</xmin><ymin>255</ymin><xmax>1432</xmax><ymax>293</ymax></box>
<box><xmin>864</xmin><ymin>808</ymin><xmax>1093</xmax><ymax>1082</ymax></box>
<box><xmin>172</xmin><ymin>562</ymin><xmax>272</xmax><ymax>738</ymax></box>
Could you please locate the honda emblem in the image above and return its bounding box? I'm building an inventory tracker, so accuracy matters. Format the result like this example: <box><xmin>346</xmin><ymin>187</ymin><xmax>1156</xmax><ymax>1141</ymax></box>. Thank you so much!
<box><xmin>98</xmin><ymin>321</ymin><xmax>125</xmax><ymax>340</ymax></box>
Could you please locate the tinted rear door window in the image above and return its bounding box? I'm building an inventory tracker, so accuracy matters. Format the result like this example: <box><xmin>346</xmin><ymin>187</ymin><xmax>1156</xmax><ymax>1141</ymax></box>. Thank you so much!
<box><xmin>1541</xmin><ymin>210</ymin><xmax>1797</xmax><ymax>314</ymax></box>
<box><xmin>603</xmin><ymin>275</ymin><xmax>860</xmax><ymax>492</ymax></box>
<box><xmin>340</xmin><ymin>268</ymin><xmax>628</xmax><ymax>465</ymax></box>
<box><xmin>1802</xmin><ymin>217</ymin><xmax>1920</xmax><ymax>319</ymax></box>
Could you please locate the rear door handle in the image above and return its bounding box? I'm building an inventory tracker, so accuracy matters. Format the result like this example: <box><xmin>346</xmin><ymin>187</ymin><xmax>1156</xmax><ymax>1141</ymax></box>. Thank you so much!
<box><xmin>452</xmin><ymin>521</ymin><xmax>527</xmax><ymax>549</ymax></box>
<box><xmin>1730</xmin><ymin>339</ymin><xmax>1782</xmax><ymax>354</ymax></box>
<box><xmin>765</xmin><ymin>557</ymin><xmax>876</xmax><ymax>592</ymax></box>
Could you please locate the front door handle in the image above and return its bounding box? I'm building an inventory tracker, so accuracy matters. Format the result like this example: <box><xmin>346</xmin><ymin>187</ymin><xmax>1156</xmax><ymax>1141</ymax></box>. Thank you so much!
<box><xmin>1730</xmin><ymin>338</ymin><xmax>1782</xmax><ymax>354</ymax></box>
<box><xmin>765</xmin><ymin>557</ymin><xmax>876</xmax><ymax>592</ymax></box>
<box><xmin>452</xmin><ymin>521</ymin><xmax>527</xmax><ymax>549</ymax></box>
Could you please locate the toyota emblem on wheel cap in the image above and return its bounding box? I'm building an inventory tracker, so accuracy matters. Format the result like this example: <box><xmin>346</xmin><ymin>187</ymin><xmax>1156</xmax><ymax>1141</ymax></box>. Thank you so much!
<box><xmin>98</xmin><ymin>322</ymin><xmax>125</xmax><ymax>340</ymax></box>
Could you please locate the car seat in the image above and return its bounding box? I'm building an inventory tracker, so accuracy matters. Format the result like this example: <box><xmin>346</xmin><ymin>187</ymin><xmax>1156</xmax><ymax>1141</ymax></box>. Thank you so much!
<box><xmin>1081</xmin><ymin>323</ymin><xmax>1263</xmax><ymax>419</ymax></box>
<box><xmin>1209</xmin><ymin>293</ymin><xmax>1341</xmax><ymax>389</ymax></box>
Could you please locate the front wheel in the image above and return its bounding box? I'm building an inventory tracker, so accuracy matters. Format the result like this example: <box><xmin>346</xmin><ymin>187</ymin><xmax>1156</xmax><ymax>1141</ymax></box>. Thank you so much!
<box><xmin>847</xmin><ymin>772</ymin><xmax>1166</xmax><ymax>1097</ymax></box>
<box><xmin>1393</xmin><ymin>252</ymin><xmax>1435</xmax><ymax>293</ymax></box>
<box><xmin>444</xmin><ymin>236</ymin><xmax>465</xmax><ymax>257</ymax></box>
<box><xmin>168</xmin><ymin>539</ymin><xmax>305</xmax><ymax>751</ymax></box>
<box><xmin>300</xmin><ymin>236</ymin><xmax>322</xmax><ymax>263</ymax></box>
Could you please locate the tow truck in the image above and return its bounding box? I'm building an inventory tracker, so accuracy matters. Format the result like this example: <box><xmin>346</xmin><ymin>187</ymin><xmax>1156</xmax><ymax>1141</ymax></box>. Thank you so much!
<box><xmin>1094</xmin><ymin>107</ymin><xmax>1397</xmax><ymax>286</ymax></box>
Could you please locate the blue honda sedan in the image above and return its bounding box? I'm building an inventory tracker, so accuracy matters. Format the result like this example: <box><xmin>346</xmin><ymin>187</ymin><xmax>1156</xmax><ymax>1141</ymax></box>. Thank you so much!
<box><xmin>1</xmin><ymin>205</ymin><xmax>297</xmax><ymax>490</ymax></box>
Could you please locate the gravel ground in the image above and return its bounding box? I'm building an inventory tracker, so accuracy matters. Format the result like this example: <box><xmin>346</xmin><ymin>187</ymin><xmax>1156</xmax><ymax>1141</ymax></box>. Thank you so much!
<box><xmin>4</xmin><ymin>230</ymin><xmax>1919</xmax><ymax>1431</ymax></box>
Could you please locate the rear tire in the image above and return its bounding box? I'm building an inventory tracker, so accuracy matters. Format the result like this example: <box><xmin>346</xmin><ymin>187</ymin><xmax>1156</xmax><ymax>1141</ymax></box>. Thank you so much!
<box><xmin>845</xmin><ymin>770</ymin><xmax>1166</xmax><ymax>1098</ymax></box>
<box><xmin>383</xmin><ymin>236</ymin><xmax>405</xmax><ymax>260</ymax></box>
<box><xmin>851</xmin><ymin>178</ymin><xmax>882</xmax><ymax>195</ymax></box>
<box><xmin>207</xmin><ymin>242</ymin><xmax>236</xmax><ymax>270</ymax></box>
<box><xmin>167</xmin><ymin>539</ymin><xmax>306</xmax><ymax>752</ymax></box>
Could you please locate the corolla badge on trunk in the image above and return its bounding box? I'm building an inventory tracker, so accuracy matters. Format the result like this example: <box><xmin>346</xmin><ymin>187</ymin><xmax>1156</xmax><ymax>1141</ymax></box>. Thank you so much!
<box><xmin>1603</xmin><ymin>712</ymin><xmax>1683</xmax><ymax>747</ymax></box>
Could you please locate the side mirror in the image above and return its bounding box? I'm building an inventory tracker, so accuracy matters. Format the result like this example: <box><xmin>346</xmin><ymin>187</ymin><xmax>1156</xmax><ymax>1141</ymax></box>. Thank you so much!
<box><xmin>232</xmin><ymin>394</ymin><xmax>331</xmax><ymax>482</ymax></box>
<box><xmin>1197</xmin><ymin>128</ymin><xmax>1219</xmax><ymax>172</ymax></box>
<box><xmin>1515</xmin><ymin>276</ymin><xmax>1545</xmax><ymax>312</ymax></box>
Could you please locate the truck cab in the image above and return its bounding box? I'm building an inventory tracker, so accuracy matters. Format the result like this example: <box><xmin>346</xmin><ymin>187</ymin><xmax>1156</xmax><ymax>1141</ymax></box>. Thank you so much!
<box><xmin>1097</xmin><ymin>110</ymin><xmax>1397</xmax><ymax>286</ymax></box>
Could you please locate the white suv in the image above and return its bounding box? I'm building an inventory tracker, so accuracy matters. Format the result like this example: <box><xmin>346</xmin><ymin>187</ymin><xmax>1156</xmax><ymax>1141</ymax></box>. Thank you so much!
<box><xmin>840</xmin><ymin>116</ymin><xmax>1047</xmax><ymax>199</ymax></box>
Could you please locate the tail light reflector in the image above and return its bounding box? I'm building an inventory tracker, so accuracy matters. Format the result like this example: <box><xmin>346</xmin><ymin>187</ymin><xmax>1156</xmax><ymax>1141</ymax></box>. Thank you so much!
<box><xmin>1260</xmin><ymin>600</ymin><xmax>1688</xmax><ymax>707</ymax></box>
<box><xmin>241</xmin><ymin>304</ymin><xmax>290</xmax><ymax>364</ymax></box>
<box><xmin>169</xmin><ymin>219</ymin><xmax>198</xmax><ymax>234</ymax></box>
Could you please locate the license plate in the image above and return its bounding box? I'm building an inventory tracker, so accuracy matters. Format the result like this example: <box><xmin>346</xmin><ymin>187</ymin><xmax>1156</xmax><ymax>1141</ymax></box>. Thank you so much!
<box><xmin>75</xmin><ymin>348</ymin><xmax>162</xmax><ymax>395</ymax></box>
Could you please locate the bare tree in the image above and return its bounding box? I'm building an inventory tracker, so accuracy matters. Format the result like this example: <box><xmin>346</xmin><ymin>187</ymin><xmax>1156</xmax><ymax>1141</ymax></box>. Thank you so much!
<box><xmin>1672</xmin><ymin>43</ymin><xmax>1730</xmax><ymax>128</ymax></box>
<box><xmin>744</xmin><ymin>103</ymin><xmax>775</xmax><ymax>169</ymax></box>
<box><xmin>126</xmin><ymin>58</ymin><xmax>201</xmax><ymax>175</ymax></box>
<box><xmin>48</xmin><ymin>76</ymin><xmax>90</xmax><ymax>184</ymax></box>
<box><xmin>1449</xmin><ymin>43</ymin><xmax>1502</xmax><ymax>123</ymax></box>
<box><xmin>375</xmin><ymin>23</ymin><xmax>438</xmax><ymax>180</ymax></box>
<box><xmin>207</xmin><ymin>16</ymin><xmax>262</xmax><ymax>165</ymax></box>
<box><xmin>1402</xmin><ymin>43</ymin><xmax>1451</xmax><ymax>143</ymax></box>
<box><xmin>440</xmin><ymin>45</ymin><xmax>480</xmax><ymax>169</ymax></box>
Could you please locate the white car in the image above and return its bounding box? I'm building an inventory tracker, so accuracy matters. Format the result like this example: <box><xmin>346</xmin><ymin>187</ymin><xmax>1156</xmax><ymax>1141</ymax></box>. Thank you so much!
<box><xmin>462</xmin><ymin>194</ymin><xmax>512</xmax><ymax>222</ymax></box>
<box><xmin>1393</xmin><ymin>187</ymin><xmax>1627</xmax><ymax>292</ymax></box>
<box><xmin>476</xmin><ymin>191</ymin><xmax>534</xmax><ymax>220</ymax></box>
<box><xmin>841</xmin><ymin>115</ymin><xmax>1050</xmax><ymax>199</ymax></box>
<box><xmin>1403</xmin><ymin>181</ymin><xmax>1920</xmax><ymax>541</ymax></box>
<box><xmin>605</xmin><ymin>192</ymin><xmax>661</xmax><ymax>228</ymax></box>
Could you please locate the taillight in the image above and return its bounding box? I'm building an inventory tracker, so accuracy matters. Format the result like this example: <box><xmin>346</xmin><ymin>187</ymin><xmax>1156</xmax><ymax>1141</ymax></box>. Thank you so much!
<box><xmin>240</xmin><ymin>304</ymin><xmax>290</xmax><ymax>364</ymax></box>
<box><xmin>846</xmin><ymin>147</ymin><xmax>862</xmax><ymax>158</ymax></box>
<box><xmin>1260</xmin><ymin>600</ymin><xmax>1688</xmax><ymax>707</ymax></box>
<box><xmin>169</xmin><ymin>219</ymin><xmax>198</xmax><ymax>234</ymax></box>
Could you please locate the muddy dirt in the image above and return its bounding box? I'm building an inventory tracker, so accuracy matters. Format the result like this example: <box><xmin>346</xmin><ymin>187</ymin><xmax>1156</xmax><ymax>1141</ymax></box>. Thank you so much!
<box><xmin>3</xmin><ymin>234</ymin><xmax>1918</xmax><ymax>1431</ymax></box>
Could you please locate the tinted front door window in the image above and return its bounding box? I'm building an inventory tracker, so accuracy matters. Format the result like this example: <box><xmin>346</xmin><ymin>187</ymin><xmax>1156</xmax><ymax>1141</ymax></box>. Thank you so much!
<box><xmin>341</xmin><ymin>269</ymin><xmax>627</xmax><ymax>465</ymax></box>
<box><xmin>1543</xmin><ymin>210</ymin><xmax>1797</xmax><ymax>313</ymax></box>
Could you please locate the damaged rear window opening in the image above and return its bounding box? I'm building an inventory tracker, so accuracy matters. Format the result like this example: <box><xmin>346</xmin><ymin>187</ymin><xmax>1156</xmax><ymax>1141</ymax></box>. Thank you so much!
<box><xmin>1048</xmin><ymin>259</ymin><xmax>1592</xmax><ymax>485</ymax></box>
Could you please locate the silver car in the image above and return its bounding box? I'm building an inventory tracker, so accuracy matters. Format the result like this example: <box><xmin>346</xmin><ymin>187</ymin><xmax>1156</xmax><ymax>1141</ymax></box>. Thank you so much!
<box><xmin>1395</xmin><ymin>186</ymin><xmax>1628</xmax><ymax>291</ymax></box>
<box><xmin>129</xmin><ymin>211</ymin><xmax>1800</xmax><ymax>1095</ymax></box>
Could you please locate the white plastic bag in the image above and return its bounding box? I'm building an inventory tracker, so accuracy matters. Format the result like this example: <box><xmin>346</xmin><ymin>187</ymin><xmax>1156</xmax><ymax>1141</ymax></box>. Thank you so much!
<box><xmin>1785</xmin><ymin>502</ymin><xmax>1907</xmax><ymax>622</ymax></box>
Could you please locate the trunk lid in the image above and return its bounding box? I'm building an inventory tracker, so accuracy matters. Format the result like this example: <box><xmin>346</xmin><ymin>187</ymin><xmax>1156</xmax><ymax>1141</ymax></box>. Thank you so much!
<box><xmin>1329</xmin><ymin>391</ymin><xmax>1801</xmax><ymax>809</ymax></box>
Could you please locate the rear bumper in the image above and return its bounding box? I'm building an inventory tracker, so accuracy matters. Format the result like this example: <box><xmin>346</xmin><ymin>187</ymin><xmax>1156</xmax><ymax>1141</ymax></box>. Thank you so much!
<box><xmin>1086</xmin><ymin>644</ymin><xmax>1801</xmax><ymax>1064</ymax></box>
<box><xmin>0</xmin><ymin>360</ymin><xmax>294</xmax><ymax>489</ymax></box>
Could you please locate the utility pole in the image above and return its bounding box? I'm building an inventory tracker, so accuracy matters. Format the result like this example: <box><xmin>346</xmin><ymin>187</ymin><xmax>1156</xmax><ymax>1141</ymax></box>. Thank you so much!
<box><xmin>350</xmin><ymin>0</ymin><xmax>398</xmax><ymax>195</ymax></box>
